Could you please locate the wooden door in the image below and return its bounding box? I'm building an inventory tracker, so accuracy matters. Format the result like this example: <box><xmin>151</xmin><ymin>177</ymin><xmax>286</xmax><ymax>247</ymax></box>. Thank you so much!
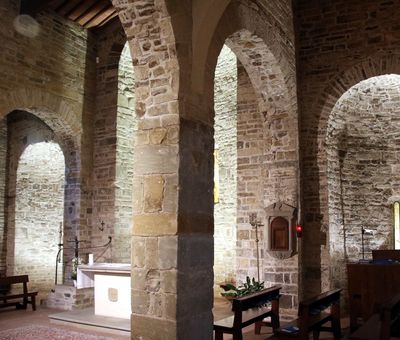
<box><xmin>270</xmin><ymin>216</ymin><xmax>289</xmax><ymax>251</ymax></box>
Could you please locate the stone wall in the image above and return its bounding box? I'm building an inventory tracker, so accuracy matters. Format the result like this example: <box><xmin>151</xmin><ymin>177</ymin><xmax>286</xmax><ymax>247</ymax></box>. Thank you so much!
<box><xmin>295</xmin><ymin>0</ymin><xmax>400</xmax><ymax>296</ymax></box>
<box><xmin>114</xmin><ymin>42</ymin><xmax>136</xmax><ymax>263</ymax></box>
<box><xmin>236</xmin><ymin>63</ymin><xmax>264</xmax><ymax>282</ymax></box>
<box><xmin>0</xmin><ymin>0</ymin><xmax>96</xmax><ymax>281</ymax></box>
<box><xmin>46</xmin><ymin>285</ymin><xmax>94</xmax><ymax>311</ymax></box>
<box><xmin>236</xmin><ymin>63</ymin><xmax>298</xmax><ymax>316</ymax></box>
<box><xmin>327</xmin><ymin>75</ymin><xmax>400</xmax><ymax>289</ymax></box>
<box><xmin>213</xmin><ymin>45</ymin><xmax>237</xmax><ymax>291</ymax></box>
<box><xmin>92</xmin><ymin>22</ymin><xmax>135</xmax><ymax>263</ymax></box>
<box><xmin>6</xmin><ymin>111</ymin><xmax>64</xmax><ymax>299</ymax></box>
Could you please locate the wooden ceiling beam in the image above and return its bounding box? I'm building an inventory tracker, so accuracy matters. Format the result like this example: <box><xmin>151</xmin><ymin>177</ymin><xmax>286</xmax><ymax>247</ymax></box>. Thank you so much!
<box><xmin>76</xmin><ymin>0</ymin><xmax>110</xmax><ymax>26</ymax></box>
<box><xmin>68</xmin><ymin>0</ymin><xmax>98</xmax><ymax>21</ymax></box>
<box><xmin>98</xmin><ymin>11</ymin><xmax>118</xmax><ymax>28</ymax></box>
<box><xmin>84</xmin><ymin>5</ymin><xmax>116</xmax><ymax>29</ymax></box>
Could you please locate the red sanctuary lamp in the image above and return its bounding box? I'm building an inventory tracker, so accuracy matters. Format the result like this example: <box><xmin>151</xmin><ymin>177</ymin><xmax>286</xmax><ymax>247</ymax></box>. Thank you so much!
<box><xmin>295</xmin><ymin>224</ymin><xmax>303</xmax><ymax>238</ymax></box>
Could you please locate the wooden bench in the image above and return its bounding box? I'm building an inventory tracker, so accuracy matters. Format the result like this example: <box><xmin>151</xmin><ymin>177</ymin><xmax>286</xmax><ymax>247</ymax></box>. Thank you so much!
<box><xmin>349</xmin><ymin>293</ymin><xmax>400</xmax><ymax>340</ymax></box>
<box><xmin>214</xmin><ymin>285</ymin><xmax>281</xmax><ymax>340</ymax></box>
<box><xmin>277</xmin><ymin>288</ymin><xmax>342</xmax><ymax>340</ymax></box>
<box><xmin>0</xmin><ymin>275</ymin><xmax>37</xmax><ymax>311</ymax></box>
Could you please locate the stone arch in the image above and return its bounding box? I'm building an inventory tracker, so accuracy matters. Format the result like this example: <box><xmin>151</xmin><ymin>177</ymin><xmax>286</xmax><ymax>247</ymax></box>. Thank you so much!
<box><xmin>202</xmin><ymin>0</ymin><xmax>298</xmax><ymax>315</ymax></box>
<box><xmin>0</xmin><ymin>88</ymin><xmax>81</xmax><ymax>282</ymax></box>
<box><xmin>110</xmin><ymin>2</ymin><xmax>203</xmax><ymax>339</ymax></box>
<box><xmin>325</xmin><ymin>74</ymin><xmax>400</xmax><ymax>293</ymax></box>
<box><xmin>111</xmin><ymin>0</ymin><xmax>181</xmax><ymax>117</ymax></box>
<box><xmin>12</xmin><ymin>141</ymin><xmax>65</xmax><ymax>295</ymax></box>
<box><xmin>195</xmin><ymin>0</ymin><xmax>295</xmax><ymax>102</ymax></box>
<box><xmin>318</xmin><ymin>54</ymin><xmax>400</xmax><ymax>137</ymax></box>
<box><xmin>0</xmin><ymin>88</ymin><xmax>81</xmax><ymax>172</ymax></box>
<box><xmin>0</xmin><ymin>87</ymin><xmax>81</xmax><ymax>137</ymax></box>
<box><xmin>302</xmin><ymin>54</ymin><xmax>400</xmax><ymax>294</ymax></box>
<box><xmin>92</xmin><ymin>20</ymin><xmax>136</xmax><ymax>263</ymax></box>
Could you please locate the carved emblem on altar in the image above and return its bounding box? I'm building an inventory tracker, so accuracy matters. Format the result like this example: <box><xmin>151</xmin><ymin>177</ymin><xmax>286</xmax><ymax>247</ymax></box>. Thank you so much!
<box><xmin>108</xmin><ymin>288</ymin><xmax>118</xmax><ymax>302</ymax></box>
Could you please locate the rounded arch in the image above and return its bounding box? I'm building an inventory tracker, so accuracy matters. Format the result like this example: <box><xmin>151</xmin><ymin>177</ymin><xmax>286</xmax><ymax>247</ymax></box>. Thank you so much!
<box><xmin>325</xmin><ymin>74</ymin><xmax>400</xmax><ymax>290</ymax></box>
<box><xmin>0</xmin><ymin>87</ymin><xmax>81</xmax><ymax>168</ymax></box>
<box><xmin>206</xmin><ymin>0</ymin><xmax>299</xmax><ymax>314</ymax></box>
<box><xmin>318</xmin><ymin>53</ymin><xmax>400</xmax><ymax>137</ymax></box>
<box><xmin>0</xmin><ymin>89</ymin><xmax>82</xmax><ymax>283</ymax></box>
<box><xmin>11</xmin><ymin>141</ymin><xmax>65</xmax><ymax>294</ymax></box>
<box><xmin>0</xmin><ymin>87</ymin><xmax>81</xmax><ymax>137</ymax></box>
<box><xmin>201</xmin><ymin>0</ymin><xmax>295</xmax><ymax>109</ymax></box>
<box><xmin>225</xmin><ymin>30</ymin><xmax>292</xmax><ymax>116</ymax></box>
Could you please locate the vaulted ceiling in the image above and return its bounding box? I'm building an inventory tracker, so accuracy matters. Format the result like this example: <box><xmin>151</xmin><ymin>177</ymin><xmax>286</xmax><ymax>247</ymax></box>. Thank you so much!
<box><xmin>20</xmin><ymin>0</ymin><xmax>118</xmax><ymax>29</ymax></box>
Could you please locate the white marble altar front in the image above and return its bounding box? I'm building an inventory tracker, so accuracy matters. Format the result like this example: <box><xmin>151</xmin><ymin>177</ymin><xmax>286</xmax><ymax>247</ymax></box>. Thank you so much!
<box><xmin>77</xmin><ymin>263</ymin><xmax>131</xmax><ymax>319</ymax></box>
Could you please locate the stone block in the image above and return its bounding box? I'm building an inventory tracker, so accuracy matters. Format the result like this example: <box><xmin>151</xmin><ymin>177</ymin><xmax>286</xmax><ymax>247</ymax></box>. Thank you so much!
<box><xmin>131</xmin><ymin>314</ymin><xmax>176</xmax><ymax>339</ymax></box>
<box><xmin>164</xmin><ymin>293</ymin><xmax>177</xmax><ymax>319</ymax></box>
<box><xmin>145</xmin><ymin>269</ymin><xmax>161</xmax><ymax>293</ymax></box>
<box><xmin>131</xmin><ymin>268</ymin><xmax>147</xmax><ymax>290</ymax></box>
<box><xmin>149</xmin><ymin>292</ymin><xmax>163</xmax><ymax>317</ymax></box>
<box><xmin>133</xmin><ymin>213</ymin><xmax>177</xmax><ymax>236</ymax></box>
<box><xmin>163</xmin><ymin>174</ymin><xmax>178</xmax><ymax>213</ymax></box>
<box><xmin>145</xmin><ymin>237</ymin><xmax>159</xmax><ymax>268</ymax></box>
<box><xmin>133</xmin><ymin>145</ymin><xmax>178</xmax><ymax>175</ymax></box>
<box><xmin>132</xmin><ymin>236</ymin><xmax>145</xmax><ymax>267</ymax></box>
<box><xmin>158</xmin><ymin>236</ymin><xmax>177</xmax><ymax>269</ymax></box>
<box><xmin>161</xmin><ymin>269</ymin><xmax>177</xmax><ymax>294</ymax></box>
<box><xmin>144</xmin><ymin>175</ymin><xmax>164</xmax><ymax>212</ymax></box>
<box><xmin>131</xmin><ymin>289</ymin><xmax>150</xmax><ymax>315</ymax></box>
<box><xmin>178</xmin><ymin>235</ymin><xmax>213</xmax><ymax>268</ymax></box>
<box><xmin>149</xmin><ymin>128</ymin><xmax>167</xmax><ymax>144</ymax></box>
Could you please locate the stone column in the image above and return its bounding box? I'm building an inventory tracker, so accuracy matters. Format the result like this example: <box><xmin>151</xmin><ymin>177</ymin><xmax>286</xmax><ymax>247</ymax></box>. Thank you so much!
<box><xmin>176</xmin><ymin>118</ymin><xmax>214</xmax><ymax>339</ymax></box>
<box><xmin>130</xmin><ymin>113</ymin><xmax>181</xmax><ymax>338</ymax></box>
<box><xmin>111</xmin><ymin>0</ymin><xmax>214</xmax><ymax>337</ymax></box>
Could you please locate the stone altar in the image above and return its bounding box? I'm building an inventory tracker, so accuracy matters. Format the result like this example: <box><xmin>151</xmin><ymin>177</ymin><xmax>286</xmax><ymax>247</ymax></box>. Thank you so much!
<box><xmin>77</xmin><ymin>263</ymin><xmax>131</xmax><ymax>319</ymax></box>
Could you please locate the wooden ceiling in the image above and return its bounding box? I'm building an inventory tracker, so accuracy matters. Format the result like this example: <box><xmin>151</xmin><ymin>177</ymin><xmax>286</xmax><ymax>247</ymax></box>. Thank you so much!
<box><xmin>21</xmin><ymin>0</ymin><xmax>118</xmax><ymax>29</ymax></box>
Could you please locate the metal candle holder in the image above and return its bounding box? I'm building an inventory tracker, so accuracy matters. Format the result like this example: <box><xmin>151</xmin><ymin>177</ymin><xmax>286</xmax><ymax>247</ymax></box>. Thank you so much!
<box><xmin>249</xmin><ymin>213</ymin><xmax>264</xmax><ymax>282</ymax></box>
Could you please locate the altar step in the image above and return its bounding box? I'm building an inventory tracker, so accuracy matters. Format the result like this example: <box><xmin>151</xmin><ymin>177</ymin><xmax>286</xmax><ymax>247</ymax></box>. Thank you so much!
<box><xmin>45</xmin><ymin>284</ymin><xmax>94</xmax><ymax>310</ymax></box>
<box><xmin>49</xmin><ymin>307</ymin><xmax>130</xmax><ymax>335</ymax></box>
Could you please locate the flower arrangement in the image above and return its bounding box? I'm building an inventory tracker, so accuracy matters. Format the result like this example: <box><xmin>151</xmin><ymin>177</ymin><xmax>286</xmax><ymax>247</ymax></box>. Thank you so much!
<box><xmin>220</xmin><ymin>276</ymin><xmax>264</xmax><ymax>299</ymax></box>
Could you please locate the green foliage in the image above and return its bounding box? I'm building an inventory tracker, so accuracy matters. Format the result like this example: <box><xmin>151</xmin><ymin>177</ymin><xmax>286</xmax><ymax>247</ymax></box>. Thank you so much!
<box><xmin>220</xmin><ymin>276</ymin><xmax>264</xmax><ymax>298</ymax></box>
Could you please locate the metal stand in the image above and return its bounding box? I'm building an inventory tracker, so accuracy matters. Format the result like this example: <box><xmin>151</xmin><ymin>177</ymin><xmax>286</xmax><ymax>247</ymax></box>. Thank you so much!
<box><xmin>249</xmin><ymin>213</ymin><xmax>264</xmax><ymax>283</ymax></box>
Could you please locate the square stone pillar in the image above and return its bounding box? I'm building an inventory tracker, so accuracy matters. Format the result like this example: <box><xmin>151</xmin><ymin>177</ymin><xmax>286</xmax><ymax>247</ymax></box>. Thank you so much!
<box><xmin>130</xmin><ymin>117</ymin><xmax>214</xmax><ymax>339</ymax></box>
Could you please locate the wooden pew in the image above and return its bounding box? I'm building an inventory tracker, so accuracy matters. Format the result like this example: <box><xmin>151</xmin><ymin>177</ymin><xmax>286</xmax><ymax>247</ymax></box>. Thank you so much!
<box><xmin>349</xmin><ymin>293</ymin><xmax>400</xmax><ymax>340</ymax></box>
<box><xmin>277</xmin><ymin>288</ymin><xmax>342</xmax><ymax>340</ymax></box>
<box><xmin>214</xmin><ymin>285</ymin><xmax>281</xmax><ymax>340</ymax></box>
<box><xmin>0</xmin><ymin>275</ymin><xmax>38</xmax><ymax>311</ymax></box>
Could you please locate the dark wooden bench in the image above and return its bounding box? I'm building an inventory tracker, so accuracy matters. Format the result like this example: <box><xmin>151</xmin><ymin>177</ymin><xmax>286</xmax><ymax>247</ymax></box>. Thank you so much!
<box><xmin>277</xmin><ymin>288</ymin><xmax>342</xmax><ymax>340</ymax></box>
<box><xmin>349</xmin><ymin>293</ymin><xmax>400</xmax><ymax>340</ymax></box>
<box><xmin>213</xmin><ymin>285</ymin><xmax>281</xmax><ymax>340</ymax></box>
<box><xmin>0</xmin><ymin>275</ymin><xmax>37</xmax><ymax>311</ymax></box>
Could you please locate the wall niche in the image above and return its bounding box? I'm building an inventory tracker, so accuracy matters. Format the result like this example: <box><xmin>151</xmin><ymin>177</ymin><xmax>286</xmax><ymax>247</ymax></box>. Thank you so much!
<box><xmin>265</xmin><ymin>202</ymin><xmax>297</xmax><ymax>259</ymax></box>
